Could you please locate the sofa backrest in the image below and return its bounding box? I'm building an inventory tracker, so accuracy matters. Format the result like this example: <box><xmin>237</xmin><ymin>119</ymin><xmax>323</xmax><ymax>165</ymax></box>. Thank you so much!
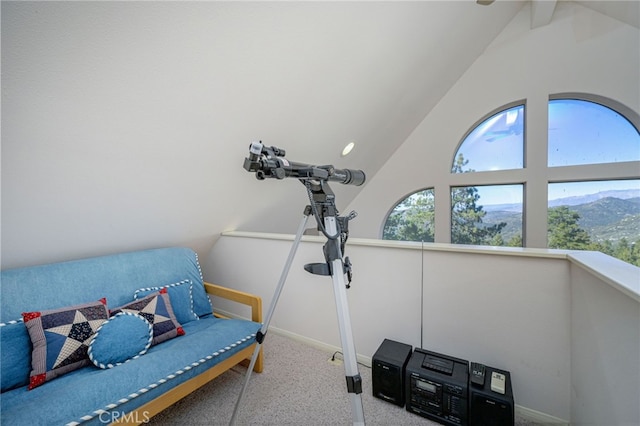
<box><xmin>0</xmin><ymin>247</ymin><xmax>213</xmax><ymax>391</ymax></box>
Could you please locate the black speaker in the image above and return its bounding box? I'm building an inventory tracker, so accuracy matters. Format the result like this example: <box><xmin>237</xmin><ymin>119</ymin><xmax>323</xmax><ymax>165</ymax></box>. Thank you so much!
<box><xmin>469</xmin><ymin>367</ymin><xmax>514</xmax><ymax>426</ymax></box>
<box><xmin>372</xmin><ymin>339</ymin><xmax>412</xmax><ymax>407</ymax></box>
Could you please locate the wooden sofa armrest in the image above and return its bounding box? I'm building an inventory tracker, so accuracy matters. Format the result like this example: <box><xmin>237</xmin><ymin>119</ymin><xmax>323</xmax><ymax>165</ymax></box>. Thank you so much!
<box><xmin>204</xmin><ymin>282</ymin><xmax>262</xmax><ymax>323</ymax></box>
<box><xmin>112</xmin><ymin>282</ymin><xmax>265</xmax><ymax>424</ymax></box>
<box><xmin>204</xmin><ymin>282</ymin><xmax>263</xmax><ymax>373</ymax></box>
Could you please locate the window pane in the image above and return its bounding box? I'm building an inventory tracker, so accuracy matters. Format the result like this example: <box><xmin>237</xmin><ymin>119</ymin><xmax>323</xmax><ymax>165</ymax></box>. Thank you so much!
<box><xmin>382</xmin><ymin>189</ymin><xmax>435</xmax><ymax>242</ymax></box>
<box><xmin>452</xmin><ymin>105</ymin><xmax>524</xmax><ymax>173</ymax></box>
<box><xmin>548</xmin><ymin>99</ymin><xmax>640</xmax><ymax>167</ymax></box>
<box><xmin>548</xmin><ymin>180</ymin><xmax>640</xmax><ymax>266</ymax></box>
<box><xmin>451</xmin><ymin>184</ymin><xmax>523</xmax><ymax>247</ymax></box>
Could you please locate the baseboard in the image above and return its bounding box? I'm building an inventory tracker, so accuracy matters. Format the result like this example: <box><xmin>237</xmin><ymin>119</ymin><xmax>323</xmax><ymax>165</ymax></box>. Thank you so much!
<box><xmin>269</xmin><ymin>327</ymin><xmax>570</xmax><ymax>425</ymax></box>
<box><xmin>216</xmin><ymin>308</ymin><xmax>569</xmax><ymax>425</ymax></box>
<box><xmin>213</xmin><ymin>308</ymin><xmax>373</xmax><ymax>367</ymax></box>
<box><xmin>267</xmin><ymin>326</ymin><xmax>373</xmax><ymax>368</ymax></box>
<box><xmin>515</xmin><ymin>404</ymin><xmax>569</xmax><ymax>425</ymax></box>
<box><xmin>276</xmin><ymin>327</ymin><xmax>569</xmax><ymax>426</ymax></box>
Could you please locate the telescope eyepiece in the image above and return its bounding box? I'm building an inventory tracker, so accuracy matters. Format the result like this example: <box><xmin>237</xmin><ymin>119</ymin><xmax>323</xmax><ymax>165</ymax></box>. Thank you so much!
<box><xmin>249</xmin><ymin>141</ymin><xmax>263</xmax><ymax>155</ymax></box>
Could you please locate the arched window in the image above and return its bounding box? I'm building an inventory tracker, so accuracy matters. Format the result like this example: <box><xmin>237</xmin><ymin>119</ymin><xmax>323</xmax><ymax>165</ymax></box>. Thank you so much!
<box><xmin>382</xmin><ymin>188</ymin><xmax>434</xmax><ymax>242</ymax></box>
<box><xmin>450</xmin><ymin>103</ymin><xmax>525</xmax><ymax>247</ymax></box>
<box><xmin>548</xmin><ymin>98</ymin><xmax>639</xmax><ymax>167</ymax></box>
<box><xmin>452</xmin><ymin>104</ymin><xmax>524</xmax><ymax>173</ymax></box>
<box><xmin>381</xmin><ymin>94</ymin><xmax>639</xmax><ymax>266</ymax></box>
<box><xmin>547</xmin><ymin>96</ymin><xmax>640</xmax><ymax>264</ymax></box>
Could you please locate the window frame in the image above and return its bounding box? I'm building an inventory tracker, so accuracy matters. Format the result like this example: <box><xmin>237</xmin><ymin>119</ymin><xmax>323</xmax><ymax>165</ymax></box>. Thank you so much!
<box><xmin>380</xmin><ymin>92</ymin><xmax>639</xmax><ymax>266</ymax></box>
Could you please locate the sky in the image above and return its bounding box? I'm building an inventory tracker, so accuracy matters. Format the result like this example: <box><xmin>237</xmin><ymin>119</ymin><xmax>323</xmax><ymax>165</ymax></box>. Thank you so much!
<box><xmin>548</xmin><ymin>100</ymin><xmax>640</xmax><ymax>167</ymax></box>
<box><xmin>457</xmin><ymin>99</ymin><xmax>639</xmax><ymax>206</ymax></box>
<box><xmin>475</xmin><ymin>179</ymin><xmax>640</xmax><ymax>207</ymax></box>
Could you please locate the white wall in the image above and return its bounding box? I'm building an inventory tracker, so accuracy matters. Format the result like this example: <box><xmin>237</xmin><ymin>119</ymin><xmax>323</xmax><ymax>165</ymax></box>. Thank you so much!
<box><xmin>569</xmin><ymin>260</ymin><xmax>640</xmax><ymax>426</ymax></box>
<box><xmin>205</xmin><ymin>233</ymin><xmax>573</xmax><ymax>421</ymax></box>
<box><xmin>207</xmin><ymin>233</ymin><xmax>640</xmax><ymax>423</ymax></box>
<box><xmin>0</xmin><ymin>1</ymin><xmax>525</xmax><ymax>270</ymax></box>
<box><xmin>205</xmin><ymin>234</ymin><xmax>423</xmax><ymax>355</ymax></box>
<box><xmin>345</xmin><ymin>1</ymin><xmax>640</xmax><ymax>246</ymax></box>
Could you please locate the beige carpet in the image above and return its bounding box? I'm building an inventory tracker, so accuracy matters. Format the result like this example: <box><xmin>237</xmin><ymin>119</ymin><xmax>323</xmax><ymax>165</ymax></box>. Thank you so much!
<box><xmin>148</xmin><ymin>332</ymin><xmax>534</xmax><ymax>425</ymax></box>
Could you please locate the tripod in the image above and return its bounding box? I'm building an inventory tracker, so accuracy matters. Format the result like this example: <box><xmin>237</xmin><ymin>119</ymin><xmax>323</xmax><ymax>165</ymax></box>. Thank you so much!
<box><xmin>229</xmin><ymin>179</ymin><xmax>365</xmax><ymax>425</ymax></box>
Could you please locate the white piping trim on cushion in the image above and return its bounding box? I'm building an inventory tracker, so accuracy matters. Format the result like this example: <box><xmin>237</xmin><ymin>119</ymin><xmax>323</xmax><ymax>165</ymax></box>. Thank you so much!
<box><xmin>87</xmin><ymin>312</ymin><xmax>153</xmax><ymax>370</ymax></box>
<box><xmin>133</xmin><ymin>279</ymin><xmax>198</xmax><ymax>321</ymax></box>
<box><xmin>66</xmin><ymin>332</ymin><xmax>257</xmax><ymax>426</ymax></box>
<box><xmin>193</xmin><ymin>252</ymin><xmax>214</xmax><ymax>315</ymax></box>
<box><xmin>0</xmin><ymin>318</ymin><xmax>23</xmax><ymax>327</ymax></box>
<box><xmin>194</xmin><ymin>252</ymin><xmax>204</xmax><ymax>283</ymax></box>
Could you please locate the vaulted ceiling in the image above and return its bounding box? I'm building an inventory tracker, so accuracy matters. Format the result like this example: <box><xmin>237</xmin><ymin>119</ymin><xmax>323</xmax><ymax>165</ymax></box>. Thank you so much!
<box><xmin>1</xmin><ymin>0</ymin><xmax>637</xmax><ymax>267</ymax></box>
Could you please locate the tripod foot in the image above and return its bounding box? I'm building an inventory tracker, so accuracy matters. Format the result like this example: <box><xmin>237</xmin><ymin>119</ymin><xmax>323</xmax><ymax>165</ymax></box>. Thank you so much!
<box><xmin>346</xmin><ymin>374</ymin><xmax>363</xmax><ymax>394</ymax></box>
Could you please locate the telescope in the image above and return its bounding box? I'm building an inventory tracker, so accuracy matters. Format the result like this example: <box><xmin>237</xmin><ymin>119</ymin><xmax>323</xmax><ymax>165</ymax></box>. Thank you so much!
<box><xmin>243</xmin><ymin>141</ymin><xmax>366</xmax><ymax>186</ymax></box>
<box><xmin>234</xmin><ymin>141</ymin><xmax>367</xmax><ymax>426</ymax></box>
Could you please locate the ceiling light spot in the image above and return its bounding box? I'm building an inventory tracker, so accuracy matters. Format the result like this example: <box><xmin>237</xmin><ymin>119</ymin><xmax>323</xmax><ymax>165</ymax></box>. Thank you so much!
<box><xmin>342</xmin><ymin>142</ymin><xmax>355</xmax><ymax>157</ymax></box>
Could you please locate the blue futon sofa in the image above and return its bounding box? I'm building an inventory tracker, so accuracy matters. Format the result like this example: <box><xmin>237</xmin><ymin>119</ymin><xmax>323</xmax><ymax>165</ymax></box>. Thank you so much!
<box><xmin>0</xmin><ymin>247</ymin><xmax>263</xmax><ymax>425</ymax></box>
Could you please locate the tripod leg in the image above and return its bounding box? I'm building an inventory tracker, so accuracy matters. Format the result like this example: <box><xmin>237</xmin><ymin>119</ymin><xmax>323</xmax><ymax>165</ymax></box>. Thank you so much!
<box><xmin>229</xmin><ymin>212</ymin><xmax>311</xmax><ymax>426</ymax></box>
<box><xmin>331</xmin><ymin>258</ymin><xmax>366</xmax><ymax>425</ymax></box>
<box><xmin>324</xmin><ymin>218</ymin><xmax>365</xmax><ymax>425</ymax></box>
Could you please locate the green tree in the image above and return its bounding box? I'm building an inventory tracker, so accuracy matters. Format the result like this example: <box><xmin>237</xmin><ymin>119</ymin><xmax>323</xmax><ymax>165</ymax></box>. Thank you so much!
<box><xmin>590</xmin><ymin>239</ymin><xmax>614</xmax><ymax>257</ymax></box>
<box><xmin>383</xmin><ymin>189</ymin><xmax>435</xmax><ymax>242</ymax></box>
<box><xmin>451</xmin><ymin>155</ymin><xmax>506</xmax><ymax>245</ymax></box>
<box><xmin>490</xmin><ymin>233</ymin><xmax>505</xmax><ymax>246</ymax></box>
<box><xmin>613</xmin><ymin>238</ymin><xmax>640</xmax><ymax>266</ymax></box>
<box><xmin>547</xmin><ymin>206</ymin><xmax>592</xmax><ymax>249</ymax></box>
<box><xmin>547</xmin><ymin>209</ymin><xmax>640</xmax><ymax>266</ymax></box>
<box><xmin>507</xmin><ymin>234</ymin><xmax>523</xmax><ymax>247</ymax></box>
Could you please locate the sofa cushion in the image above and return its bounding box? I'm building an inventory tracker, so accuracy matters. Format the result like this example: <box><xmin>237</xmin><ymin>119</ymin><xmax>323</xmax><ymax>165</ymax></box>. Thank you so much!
<box><xmin>1</xmin><ymin>247</ymin><xmax>212</xmax><ymax>324</ymax></box>
<box><xmin>0</xmin><ymin>320</ymin><xmax>33</xmax><ymax>391</ymax></box>
<box><xmin>134</xmin><ymin>279</ymin><xmax>198</xmax><ymax>325</ymax></box>
<box><xmin>110</xmin><ymin>289</ymin><xmax>184</xmax><ymax>345</ymax></box>
<box><xmin>88</xmin><ymin>312</ymin><xmax>153</xmax><ymax>369</ymax></box>
<box><xmin>22</xmin><ymin>298</ymin><xmax>109</xmax><ymax>390</ymax></box>
<box><xmin>0</xmin><ymin>316</ymin><xmax>261</xmax><ymax>426</ymax></box>
<box><xmin>0</xmin><ymin>247</ymin><xmax>212</xmax><ymax>393</ymax></box>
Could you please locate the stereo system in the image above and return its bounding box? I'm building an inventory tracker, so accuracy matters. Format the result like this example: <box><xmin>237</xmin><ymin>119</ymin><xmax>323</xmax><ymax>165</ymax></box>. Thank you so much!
<box><xmin>406</xmin><ymin>348</ymin><xmax>469</xmax><ymax>425</ymax></box>
<box><xmin>372</xmin><ymin>339</ymin><xmax>412</xmax><ymax>406</ymax></box>
<box><xmin>469</xmin><ymin>366</ymin><xmax>514</xmax><ymax>426</ymax></box>
<box><xmin>372</xmin><ymin>340</ymin><xmax>514</xmax><ymax>426</ymax></box>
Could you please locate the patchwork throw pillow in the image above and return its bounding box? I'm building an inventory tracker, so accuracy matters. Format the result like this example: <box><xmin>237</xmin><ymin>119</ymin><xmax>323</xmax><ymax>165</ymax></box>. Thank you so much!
<box><xmin>22</xmin><ymin>298</ymin><xmax>109</xmax><ymax>390</ymax></box>
<box><xmin>88</xmin><ymin>312</ymin><xmax>153</xmax><ymax>369</ymax></box>
<box><xmin>110</xmin><ymin>288</ymin><xmax>184</xmax><ymax>345</ymax></box>
<box><xmin>134</xmin><ymin>279</ymin><xmax>198</xmax><ymax>325</ymax></box>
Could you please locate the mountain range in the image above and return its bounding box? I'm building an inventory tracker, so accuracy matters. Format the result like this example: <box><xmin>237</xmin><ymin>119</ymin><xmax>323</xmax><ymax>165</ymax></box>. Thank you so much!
<box><xmin>482</xmin><ymin>189</ymin><xmax>640</xmax><ymax>244</ymax></box>
<box><xmin>548</xmin><ymin>189</ymin><xmax>640</xmax><ymax>208</ymax></box>
<box><xmin>484</xmin><ymin>189</ymin><xmax>640</xmax><ymax>213</ymax></box>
